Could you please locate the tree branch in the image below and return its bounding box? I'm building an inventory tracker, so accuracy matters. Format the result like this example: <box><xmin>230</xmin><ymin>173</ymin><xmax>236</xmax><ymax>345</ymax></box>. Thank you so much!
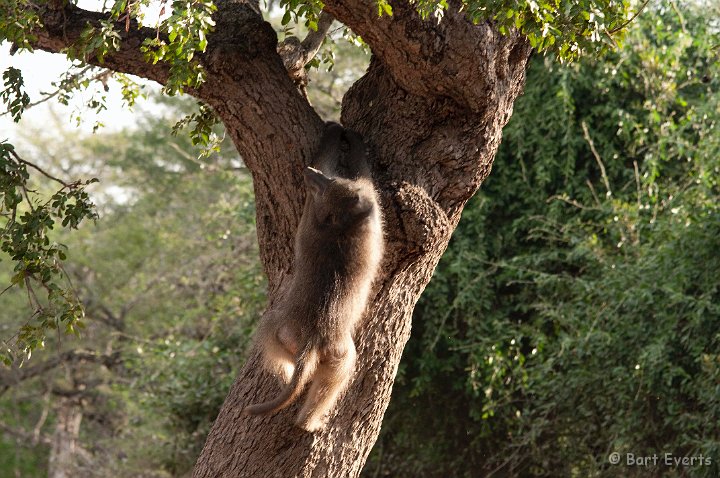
<box><xmin>9</xmin><ymin>148</ymin><xmax>71</xmax><ymax>187</ymax></box>
<box><xmin>198</xmin><ymin>1</ymin><xmax>325</xmax><ymax>284</ymax></box>
<box><xmin>607</xmin><ymin>0</ymin><xmax>651</xmax><ymax>34</ymax></box>
<box><xmin>277</xmin><ymin>11</ymin><xmax>335</xmax><ymax>87</ymax></box>
<box><xmin>31</xmin><ymin>3</ymin><xmax>171</xmax><ymax>85</ymax></box>
<box><xmin>0</xmin><ymin>420</ymin><xmax>52</xmax><ymax>446</ymax></box>
<box><xmin>0</xmin><ymin>67</ymin><xmax>112</xmax><ymax>118</ymax></box>
<box><xmin>26</xmin><ymin>0</ymin><xmax>326</xmax><ymax>284</ymax></box>
<box><xmin>0</xmin><ymin>350</ymin><xmax>121</xmax><ymax>387</ymax></box>
<box><xmin>582</xmin><ymin>121</ymin><xmax>612</xmax><ymax>196</ymax></box>
<box><xmin>301</xmin><ymin>12</ymin><xmax>335</xmax><ymax>58</ymax></box>
<box><xmin>323</xmin><ymin>0</ymin><xmax>531</xmax><ymax>112</ymax></box>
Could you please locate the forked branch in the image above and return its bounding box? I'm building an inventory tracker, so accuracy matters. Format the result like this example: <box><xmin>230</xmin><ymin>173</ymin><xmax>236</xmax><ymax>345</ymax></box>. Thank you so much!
<box><xmin>278</xmin><ymin>11</ymin><xmax>335</xmax><ymax>91</ymax></box>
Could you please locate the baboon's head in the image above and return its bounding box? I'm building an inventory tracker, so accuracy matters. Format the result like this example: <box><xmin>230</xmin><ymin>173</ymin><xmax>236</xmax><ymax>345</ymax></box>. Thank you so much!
<box><xmin>303</xmin><ymin>167</ymin><xmax>375</xmax><ymax>231</ymax></box>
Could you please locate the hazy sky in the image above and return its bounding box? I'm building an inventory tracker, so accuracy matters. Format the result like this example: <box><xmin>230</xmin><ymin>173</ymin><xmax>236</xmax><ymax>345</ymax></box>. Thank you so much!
<box><xmin>0</xmin><ymin>0</ymin><xmax>168</xmax><ymax>143</ymax></box>
<box><xmin>0</xmin><ymin>42</ymin><xmax>159</xmax><ymax>142</ymax></box>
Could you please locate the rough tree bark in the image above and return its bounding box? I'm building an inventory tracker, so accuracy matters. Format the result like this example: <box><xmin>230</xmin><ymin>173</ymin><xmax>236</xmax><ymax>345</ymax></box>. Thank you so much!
<box><xmin>30</xmin><ymin>0</ymin><xmax>532</xmax><ymax>475</ymax></box>
<box><xmin>47</xmin><ymin>397</ymin><xmax>84</xmax><ymax>478</ymax></box>
<box><xmin>0</xmin><ymin>350</ymin><xmax>116</xmax><ymax>476</ymax></box>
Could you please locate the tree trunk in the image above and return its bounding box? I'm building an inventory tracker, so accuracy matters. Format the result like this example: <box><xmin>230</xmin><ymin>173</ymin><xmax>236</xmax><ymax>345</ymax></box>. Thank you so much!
<box><xmin>193</xmin><ymin>14</ymin><xmax>531</xmax><ymax>478</ymax></box>
<box><xmin>47</xmin><ymin>398</ymin><xmax>83</xmax><ymax>478</ymax></box>
<box><xmin>30</xmin><ymin>0</ymin><xmax>532</xmax><ymax>475</ymax></box>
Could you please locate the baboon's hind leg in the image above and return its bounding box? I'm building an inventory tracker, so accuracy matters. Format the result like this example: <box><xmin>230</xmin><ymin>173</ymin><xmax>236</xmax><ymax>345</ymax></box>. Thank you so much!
<box><xmin>296</xmin><ymin>339</ymin><xmax>357</xmax><ymax>432</ymax></box>
<box><xmin>259</xmin><ymin>321</ymin><xmax>298</xmax><ymax>384</ymax></box>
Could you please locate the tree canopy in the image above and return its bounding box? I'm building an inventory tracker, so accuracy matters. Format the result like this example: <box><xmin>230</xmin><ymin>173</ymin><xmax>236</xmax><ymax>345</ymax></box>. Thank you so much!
<box><xmin>0</xmin><ymin>0</ymin><xmax>634</xmax><ymax>390</ymax></box>
<box><xmin>2</xmin><ymin>0</ymin><xmax>718</xmax><ymax>476</ymax></box>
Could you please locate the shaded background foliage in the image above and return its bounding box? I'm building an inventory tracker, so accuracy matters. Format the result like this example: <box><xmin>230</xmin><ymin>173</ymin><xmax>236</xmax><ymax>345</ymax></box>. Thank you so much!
<box><xmin>1</xmin><ymin>1</ymin><xmax>719</xmax><ymax>477</ymax></box>
<box><xmin>366</xmin><ymin>3</ymin><xmax>720</xmax><ymax>477</ymax></box>
<box><xmin>1</xmin><ymin>106</ymin><xmax>265</xmax><ymax>476</ymax></box>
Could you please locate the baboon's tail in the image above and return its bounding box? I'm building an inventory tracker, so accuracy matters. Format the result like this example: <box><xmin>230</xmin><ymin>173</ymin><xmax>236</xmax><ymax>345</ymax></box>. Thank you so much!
<box><xmin>242</xmin><ymin>342</ymin><xmax>318</xmax><ymax>416</ymax></box>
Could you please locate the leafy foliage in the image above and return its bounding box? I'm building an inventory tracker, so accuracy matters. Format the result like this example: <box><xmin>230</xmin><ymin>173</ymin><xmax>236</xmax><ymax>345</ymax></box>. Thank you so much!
<box><xmin>66</xmin><ymin>18</ymin><xmax>122</xmax><ymax>64</ymax></box>
<box><xmin>139</xmin><ymin>0</ymin><xmax>217</xmax><ymax>94</ymax></box>
<box><xmin>0</xmin><ymin>141</ymin><xmax>98</xmax><ymax>365</ymax></box>
<box><xmin>279</xmin><ymin>0</ymin><xmax>325</xmax><ymax>31</ymax></box>
<box><xmin>0</xmin><ymin>0</ymin><xmax>39</xmax><ymax>51</ymax></box>
<box><xmin>0</xmin><ymin>101</ymin><xmax>262</xmax><ymax>475</ymax></box>
<box><xmin>405</xmin><ymin>0</ymin><xmax>633</xmax><ymax>59</ymax></box>
<box><xmin>171</xmin><ymin>101</ymin><xmax>222</xmax><ymax>157</ymax></box>
<box><xmin>367</xmin><ymin>3</ymin><xmax>720</xmax><ymax>477</ymax></box>
<box><xmin>462</xmin><ymin>0</ymin><xmax>632</xmax><ymax>59</ymax></box>
<box><xmin>0</xmin><ymin>67</ymin><xmax>29</xmax><ymax>121</ymax></box>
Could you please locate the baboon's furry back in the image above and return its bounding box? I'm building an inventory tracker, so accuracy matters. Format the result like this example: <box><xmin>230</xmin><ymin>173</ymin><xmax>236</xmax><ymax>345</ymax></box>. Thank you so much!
<box><xmin>243</xmin><ymin>122</ymin><xmax>383</xmax><ymax>431</ymax></box>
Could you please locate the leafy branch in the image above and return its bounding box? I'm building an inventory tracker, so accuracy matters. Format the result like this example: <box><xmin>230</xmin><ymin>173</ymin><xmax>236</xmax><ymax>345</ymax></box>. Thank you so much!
<box><xmin>0</xmin><ymin>67</ymin><xmax>30</xmax><ymax>122</ymax></box>
<box><xmin>1</xmin><ymin>142</ymin><xmax>99</xmax><ymax>366</ymax></box>
<box><xmin>171</xmin><ymin>102</ymin><xmax>222</xmax><ymax>158</ymax></box>
<box><xmin>140</xmin><ymin>0</ymin><xmax>217</xmax><ymax>94</ymax></box>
